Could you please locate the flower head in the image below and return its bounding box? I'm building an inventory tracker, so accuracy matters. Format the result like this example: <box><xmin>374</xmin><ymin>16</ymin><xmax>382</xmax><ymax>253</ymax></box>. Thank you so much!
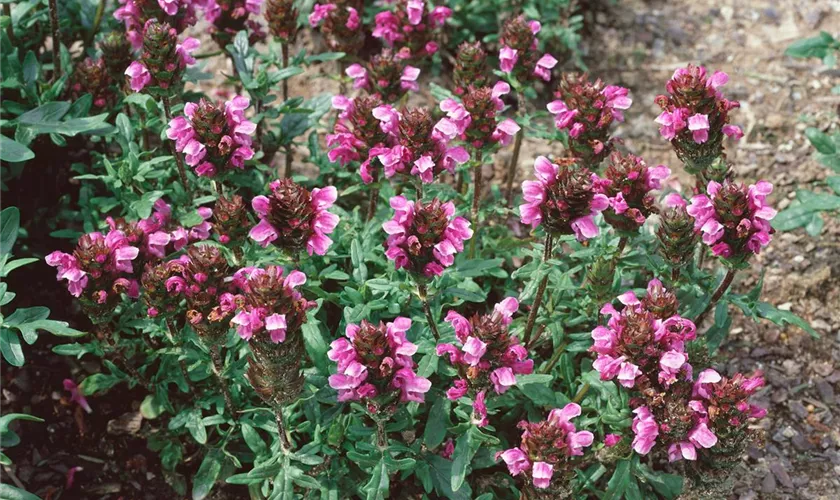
<box><xmin>382</xmin><ymin>196</ymin><xmax>472</xmax><ymax>277</ymax></box>
<box><xmin>519</xmin><ymin>156</ymin><xmax>609</xmax><ymax>240</ymax></box>
<box><xmin>327</xmin><ymin>95</ymin><xmax>394</xmax><ymax>183</ymax></box>
<box><xmin>229</xmin><ymin>266</ymin><xmax>312</xmax><ymax>343</ymax></box>
<box><xmin>310</xmin><ymin>2</ymin><xmax>364</xmax><ymax>53</ymax></box>
<box><xmin>166</xmin><ymin>95</ymin><xmax>256</xmax><ymax>177</ymax></box>
<box><xmin>328</xmin><ymin>317</ymin><xmax>431</xmax><ymax>404</ymax></box>
<box><xmin>655</xmin><ymin>65</ymin><xmax>743</xmax><ymax>172</ymax></box>
<box><xmin>597</xmin><ymin>152</ymin><xmax>670</xmax><ymax>232</ymax></box>
<box><xmin>249</xmin><ymin>179</ymin><xmax>339</xmax><ymax>256</ymax></box>
<box><xmin>265</xmin><ymin>0</ymin><xmax>299</xmax><ymax>43</ymax></box>
<box><xmin>68</xmin><ymin>58</ymin><xmax>115</xmax><ymax>110</ymax></box>
<box><xmin>125</xmin><ymin>20</ymin><xmax>198</xmax><ymax>94</ymax></box>
<box><xmin>203</xmin><ymin>0</ymin><xmax>266</xmax><ymax>48</ymax></box>
<box><xmin>497</xmin><ymin>403</ymin><xmax>594</xmax><ymax>490</ymax></box>
<box><xmin>372</xmin><ymin>0</ymin><xmax>450</xmax><ymax>60</ymax></box>
<box><xmin>453</xmin><ymin>42</ymin><xmax>490</xmax><ymax>95</ymax></box>
<box><xmin>498</xmin><ymin>16</ymin><xmax>556</xmax><ymax>82</ymax></box>
<box><xmin>548</xmin><ymin>74</ymin><xmax>632</xmax><ymax>168</ymax></box>
<box><xmin>349</xmin><ymin>49</ymin><xmax>421</xmax><ymax>103</ymax></box>
<box><xmin>687</xmin><ymin>180</ymin><xmax>776</xmax><ymax>266</ymax></box>
<box><xmin>657</xmin><ymin>193</ymin><xmax>699</xmax><ymax>268</ymax></box>
<box><xmin>114</xmin><ymin>0</ymin><xmax>199</xmax><ymax>50</ymax></box>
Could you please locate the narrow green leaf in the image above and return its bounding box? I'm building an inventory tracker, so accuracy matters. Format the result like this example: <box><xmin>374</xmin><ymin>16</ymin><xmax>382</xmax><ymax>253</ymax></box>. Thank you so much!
<box><xmin>192</xmin><ymin>449</ymin><xmax>223</xmax><ymax>500</ymax></box>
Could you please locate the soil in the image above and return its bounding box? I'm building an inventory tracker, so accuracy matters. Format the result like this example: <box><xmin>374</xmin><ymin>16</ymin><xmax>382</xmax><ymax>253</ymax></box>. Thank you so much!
<box><xmin>3</xmin><ymin>0</ymin><xmax>839</xmax><ymax>499</ymax></box>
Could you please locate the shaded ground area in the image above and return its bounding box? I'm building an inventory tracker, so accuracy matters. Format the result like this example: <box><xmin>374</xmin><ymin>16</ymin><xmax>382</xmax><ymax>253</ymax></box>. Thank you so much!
<box><xmin>2</xmin><ymin>1</ymin><xmax>838</xmax><ymax>499</ymax></box>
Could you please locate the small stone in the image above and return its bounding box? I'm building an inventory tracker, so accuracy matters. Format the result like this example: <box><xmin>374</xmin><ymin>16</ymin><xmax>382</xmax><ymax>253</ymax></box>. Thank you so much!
<box><xmin>782</xmin><ymin>426</ymin><xmax>797</xmax><ymax>439</ymax></box>
<box><xmin>769</xmin><ymin>462</ymin><xmax>794</xmax><ymax>489</ymax></box>
<box><xmin>782</xmin><ymin>359</ymin><xmax>801</xmax><ymax>376</ymax></box>
<box><xmin>814</xmin><ymin>361</ymin><xmax>834</xmax><ymax>377</ymax></box>
<box><xmin>720</xmin><ymin>6</ymin><xmax>734</xmax><ymax>21</ymax></box>
<box><xmin>761</xmin><ymin>473</ymin><xmax>776</xmax><ymax>494</ymax></box>
<box><xmin>765</xmin><ymin>113</ymin><xmax>785</xmax><ymax>129</ymax></box>
<box><xmin>772</xmin><ymin>389</ymin><xmax>789</xmax><ymax>404</ymax></box>
<box><xmin>788</xmin><ymin>400</ymin><xmax>809</xmax><ymax>419</ymax></box>
<box><xmin>791</xmin><ymin>434</ymin><xmax>814</xmax><ymax>451</ymax></box>
<box><xmin>816</xmin><ymin>380</ymin><xmax>835</xmax><ymax>404</ymax></box>
<box><xmin>777</xmin><ymin>302</ymin><xmax>793</xmax><ymax>311</ymax></box>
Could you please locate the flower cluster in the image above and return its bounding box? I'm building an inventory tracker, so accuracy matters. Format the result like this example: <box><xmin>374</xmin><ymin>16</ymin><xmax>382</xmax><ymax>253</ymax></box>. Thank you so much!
<box><xmin>686</xmin><ymin>180</ymin><xmax>776</xmax><ymax>266</ymax></box>
<box><xmin>309</xmin><ymin>1</ymin><xmax>364</xmax><ymax>53</ymax></box>
<box><xmin>372</xmin><ymin>0</ymin><xmax>451</xmax><ymax>60</ymax></box>
<box><xmin>519</xmin><ymin>156</ymin><xmax>609</xmax><ymax>240</ymax></box>
<box><xmin>229</xmin><ymin>266</ymin><xmax>312</xmax><ymax>343</ymax></box>
<box><xmin>596</xmin><ymin>152</ymin><xmax>670</xmax><ymax>233</ymax></box>
<box><xmin>125</xmin><ymin>20</ymin><xmax>199</xmax><ymax>94</ymax></box>
<box><xmin>99</xmin><ymin>31</ymin><xmax>134</xmax><ymax>84</ymax></box>
<box><xmin>327</xmin><ymin>95</ymin><xmax>390</xmax><ymax>183</ymax></box>
<box><xmin>230</xmin><ymin>265</ymin><xmax>314</xmax><ymax>405</ymax></box>
<box><xmin>436</xmin><ymin>297</ymin><xmax>533</xmax><ymax>426</ymax></box>
<box><xmin>47</xmin><ymin>230</ymin><xmax>140</xmax><ymax>322</ymax></box>
<box><xmin>114</xmin><ymin>0</ymin><xmax>199</xmax><ymax>49</ymax></box>
<box><xmin>157</xmin><ymin>245</ymin><xmax>234</xmax><ymax>339</ymax></box>
<box><xmin>328</xmin><ymin>317</ymin><xmax>431</xmax><ymax>404</ymax></box>
<box><xmin>346</xmin><ymin>49</ymin><xmax>421</xmax><ymax>104</ymax></box>
<box><xmin>211</xmin><ymin>194</ymin><xmax>249</xmax><ymax>245</ymax></box>
<box><xmin>498</xmin><ymin>16</ymin><xmax>557</xmax><ymax>83</ymax></box>
<box><xmin>656</xmin><ymin>193</ymin><xmax>699</xmax><ymax>268</ymax></box>
<box><xmin>436</xmin><ymin>82</ymin><xmax>520</xmax><ymax>149</ymax></box>
<box><xmin>166</xmin><ymin>95</ymin><xmax>256</xmax><ymax>177</ymax></box>
<box><xmin>107</xmin><ymin>199</ymin><xmax>212</xmax><ymax>265</ymax></box>
<box><xmin>453</xmin><ymin>41</ymin><xmax>489</xmax><ymax>96</ymax></box>
<box><xmin>497</xmin><ymin>404</ymin><xmax>594</xmax><ymax>490</ymax></box>
<box><xmin>633</xmin><ymin>368</ymin><xmax>766</xmax><ymax>462</ymax></box>
<box><xmin>382</xmin><ymin>196</ymin><xmax>472</xmax><ymax>277</ymax></box>
<box><xmin>249</xmin><ymin>179</ymin><xmax>339</xmax><ymax>256</ymax></box>
<box><xmin>591</xmin><ymin>279</ymin><xmax>695</xmax><ymax>389</ymax></box>
<box><xmin>203</xmin><ymin>0</ymin><xmax>265</xmax><ymax>46</ymax></box>
<box><xmin>265</xmin><ymin>0</ymin><xmax>299</xmax><ymax>43</ymax></box>
<box><xmin>68</xmin><ymin>58</ymin><xmax>115</xmax><ymax>110</ymax></box>
<box><xmin>375</xmin><ymin>107</ymin><xmax>469</xmax><ymax>183</ymax></box>
<box><xmin>548</xmin><ymin>74</ymin><xmax>632</xmax><ymax>167</ymax></box>
<box><xmin>655</xmin><ymin>65</ymin><xmax>743</xmax><ymax>172</ymax></box>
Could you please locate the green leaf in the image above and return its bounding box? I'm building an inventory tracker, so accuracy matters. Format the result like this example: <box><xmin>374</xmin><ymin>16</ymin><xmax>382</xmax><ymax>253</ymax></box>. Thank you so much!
<box><xmin>12</xmin><ymin>319</ymin><xmax>85</xmax><ymax>341</ymax></box>
<box><xmin>192</xmin><ymin>449</ymin><xmax>223</xmax><ymax>500</ymax></box>
<box><xmin>241</xmin><ymin>423</ymin><xmax>267</xmax><ymax>456</ymax></box>
<box><xmin>785</xmin><ymin>34</ymin><xmax>833</xmax><ymax>59</ymax></box>
<box><xmin>305</xmin><ymin>52</ymin><xmax>346</xmax><ymax>63</ymax></box>
<box><xmin>0</xmin><ymin>483</ymin><xmax>42</xmax><ymax>500</ymax></box>
<box><xmin>1</xmin><ymin>206</ymin><xmax>20</xmax><ymax>255</ymax></box>
<box><xmin>423</xmin><ymin>397</ymin><xmax>450</xmax><ymax>449</ymax></box>
<box><xmin>636</xmin><ymin>464</ymin><xmax>683</xmax><ymax>500</ymax></box>
<box><xmin>451</xmin><ymin>427</ymin><xmax>481</xmax><ymax>492</ymax></box>
<box><xmin>186</xmin><ymin>409</ymin><xmax>207</xmax><ymax>444</ymax></box>
<box><xmin>426</xmin><ymin>455</ymin><xmax>472</xmax><ymax>500</ymax></box>
<box><xmin>140</xmin><ymin>394</ymin><xmax>165</xmax><ymax>419</ymax></box>
<box><xmin>604</xmin><ymin>459</ymin><xmax>632</xmax><ymax>500</ymax></box>
<box><xmin>704</xmin><ymin>301</ymin><xmax>732</xmax><ymax>353</ymax></box>
<box><xmin>805</xmin><ymin>127</ymin><xmax>836</xmax><ymax>154</ymax></box>
<box><xmin>755</xmin><ymin>302</ymin><xmax>818</xmax><ymax>338</ymax></box>
<box><xmin>0</xmin><ymin>135</ymin><xmax>35</xmax><ymax>162</ymax></box>
<box><xmin>0</xmin><ymin>328</ymin><xmax>24</xmax><ymax>366</ymax></box>
<box><xmin>80</xmin><ymin>373</ymin><xmax>120</xmax><ymax>395</ymax></box>
<box><xmin>364</xmin><ymin>459</ymin><xmax>389</xmax><ymax>500</ymax></box>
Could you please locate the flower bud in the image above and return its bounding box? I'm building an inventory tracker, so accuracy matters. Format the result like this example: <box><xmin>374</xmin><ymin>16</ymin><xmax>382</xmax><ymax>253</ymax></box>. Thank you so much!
<box><xmin>265</xmin><ymin>0</ymin><xmax>299</xmax><ymax>43</ymax></box>
<box><xmin>453</xmin><ymin>42</ymin><xmax>489</xmax><ymax>95</ymax></box>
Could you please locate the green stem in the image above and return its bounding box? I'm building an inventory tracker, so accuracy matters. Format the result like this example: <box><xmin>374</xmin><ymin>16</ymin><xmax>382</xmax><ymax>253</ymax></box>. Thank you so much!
<box><xmin>4</xmin><ymin>4</ymin><xmax>16</xmax><ymax>45</ymax></box>
<box><xmin>539</xmin><ymin>342</ymin><xmax>568</xmax><ymax>375</ymax></box>
<box><xmin>161</xmin><ymin>96</ymin><xmax>193</xmax><ymax>202</ymax></box>
<box><xmin>194</xmin><ymin>50</ymin><xmax>224</xmax><ymax>59</ymax></box>
<box><xmin>375</xmin><ymin>419</ymin><xmax>388</xmax><ymax>450</ymax></box>
<box><xmin>209</xmin><ymin>344</ymin><xmax>234</xmax><ymax>416</ymax></box>
<box><xmin>85</xmin><ymin>0</ymin><xmax>107</xmax><ymax>49</ymax></box>
<box><xmin>367</xmin><ymin>170</ymin><xmax>380</xmax><ymax>221</ymax></box>
<box><xmin>469</xmin><ymin>151</ymin><xmax>483</xmax><ymax>259</ymax></box>
<box><xmin>522</xmin><ymin>234</ymin><xmax>553</xmax><ymax>347</ymax></box>
<box><xmin>48</xmin><ymin>0</ymin><xmax>61</xmax><ymax>80</ymax></box>
<box><xmin>274</xmin><ymin>404</ymin><xmax>292</xmax><ymax>452</ymax></box>
<box><xmin>572</xmin><ymin>383</ymin><xmax>590</xmax><ymax>404</ymax></box>
<box><xmin>417</xmin><ymin>283</ymin><xmax>440</xmax><ymax>341</ymax></box>
<box><xmin>97</xmin><ymin>324</ymin><xmax>149</xmax><ymax>389</ymax></box>
<box><xmin>504</xmin><ymin>92</ymin><xmax>526</xmax><ymax>206</ymax></box>
<box><xmin>694</xmin><ymin>268</ymin><xmax>737</xmax><ymax>326</ymax></box>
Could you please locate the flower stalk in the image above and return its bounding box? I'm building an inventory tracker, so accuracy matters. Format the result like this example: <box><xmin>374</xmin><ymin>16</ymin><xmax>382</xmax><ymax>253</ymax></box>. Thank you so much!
<box><xmin>209</xmin><ymin>344</ymin><xmax>234</xmax><ymax>415</ymax></box>
<box><xmin>417</xmin><ymin>283</ymin><xmax>440</xmax><ymax>341</ymax></box>
<box><xmin>48</xmin><ymin>0</ymin><xmax>61</xmax><ymax>80</ymax></box>
<box><xmin>161</xmin><ymin>96</ymin><xmax>193</xmax><ymax>202</ymax></box>
<box><xmin>504</xmin><ymin>93</ymin><xmax>526</xmax><ymax>206</ymax></box>
<box><xmin>274</xmin><ymin>404</ymin><xmax>292</xmax><ymax>452</ymax></box>
<box><xmin>522</xmin><ymin>234</ymin><xmax>553</xmax><ymax>347</ymax></box>
<box><xmin>694</xmin><ymin>268</ymin><xmax>736</xmax><ymax>326</ymax></box>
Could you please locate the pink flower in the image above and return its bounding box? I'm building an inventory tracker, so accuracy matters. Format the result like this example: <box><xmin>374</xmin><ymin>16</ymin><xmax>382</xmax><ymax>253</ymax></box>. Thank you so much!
<box><xmin>345</xmin><ymin>7</ymin><xmax>360</xmax><ymax>30</ymax></box>
<box><xmin>63</xmin><ymin>379</ymin><xmax>92</xmax><ymax>413</ymax></box>
<box><xmin>499</xmin><ymin>46</ymin><xmax>518</xmax><ymax>73</ymax></box>
<box><xmin>533</xmin><ymin>54</ymin><xmax>557</xmax><ymax>81</ymax></box>
<box><xmin>687</xmin><ymin>113</ymin><xmax>710</xmax><ymax>144</ymax></box>
<box><xmin>497</xmin><ymin>448</ymin><xmax>530</xmax><ymax>476</ymax></box>
<box><xmin>532</xmin><ymin>462</ymin><xmax>554</xmax><ymax>489</ymax></box>
<box><xmin>309</xmin><ymin>3</ymin><xmax>336</xmax><ymax>27</ymax></box>
<box><xmin>400</xmin><ymin>65</ymin><xmax>420</xmax><ymax>92</ymax></box>
<box><xmin>406</xmin><ymin>0</ymin><xmax>424</xmax><ymax>25</ymax></box>
<box><xmin>230</xmin><ymin>266</ymin><xmax>312</xmax><ymax>343</ymax></box>
<box><xmin>722</xmin><ymin>124</ymin><xmax>744</xmax><ymax>140</ymax></box>
<box><xmin>472</xmin><ymin>390</ymin><xmax>488</xmax><ymax>426</ymax></box>
<box><xmin>328</xmin><ymin>317</ymin><xmax>430</xmax><ymax>403</ymax></box>
<box><xmin>604</xmin><ymin>434</ymin><xmax>621</xmax><ymax>447</ymax></box>
<box><xmin>631</xmin><ymin>406</ymin><xmax>659</xmax><ymax>455</ymax></box>
<box><xmin>125</xmin><ymin>61</ymin><xmax>151</xmax><ymax>92</ymax></box>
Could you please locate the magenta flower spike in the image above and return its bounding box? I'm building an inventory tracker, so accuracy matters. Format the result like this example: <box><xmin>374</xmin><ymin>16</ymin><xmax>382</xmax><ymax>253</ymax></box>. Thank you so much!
<box><xmin>327</xmin><ymin>317</ymin><xmax>431</xmax><ymax>404</ymax></box>
<box><xmin>436</xmin><ymin>297</ymin><xmax>533</xmax><ymax>426</ymax></box>
<box><xmin>372</xmin><ymin>0</ymin><xmax>451</xmax><ymax>61</ymax></box>
<box><xmin>309</xmin><ymin>1</ymin><xmax>364</xmax><ymax>53</ymax></box>
<box><xmin>327</xmin><ymin>94</ymin><xmax>393</xmax><ymax>184</ymax></box>
<box><xmin>597</xmin><ymin>152</ymin><xmax>671</xmax><ymax>233</ymax></box>
<box><xmin>124</xmin><ymin>20</ymin><xmax>198</xmax><ymax>94</ymax></box>
<box><xmin>114</xmin><ymin>0</ymin><xmax>200</xmax><ymax>50</ymax></box>
<box><xmin>655</xmin><ymin>64</ymin><xmax>743</xmax><ymax>173</ymax></box>
<box><xmin>166</xmin><ymin>95</ymin><xmax>257</xmax><ymax>178</ymax></box>
<box><xmin>382</xmin><ymin>196</ymin><xmax>472</xmax><ymax>277</ymax></box>
<box><xmin>436</xmin><ymin>81</ymin><xmax>521</xmax><ymax>150</ymax></box>
<box><xmin>346</xmin><ymin>49</ymin><xmax>421</xmax><ymax>104</ymax></box>
<box><xmin>519</xmin><ymin>156</ymin><xmax>609</xmax><ymax>241</ymax></box>
<box><xmin>498</xmin><ymin>16</ymin><xmax>557</xmax><ymax>83</ymax></box>
<box><xmin>497</xmin><ymin>403</ymin><xmax>594</xmax><ymax>490</ymax></box>
<box><xmin>229</xmin><ymin>266</ymin><xmax>312</xmax><ymax>344</ymax></box>
<box><xmin>249</xmin><ymin>179</ymin><xmax>340</xmax><ymax>256</ymax></box>
<box><xmin>686</xmin><ymin>179</ymin><xmax>776</xmax><ymax>267</ymax></box>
